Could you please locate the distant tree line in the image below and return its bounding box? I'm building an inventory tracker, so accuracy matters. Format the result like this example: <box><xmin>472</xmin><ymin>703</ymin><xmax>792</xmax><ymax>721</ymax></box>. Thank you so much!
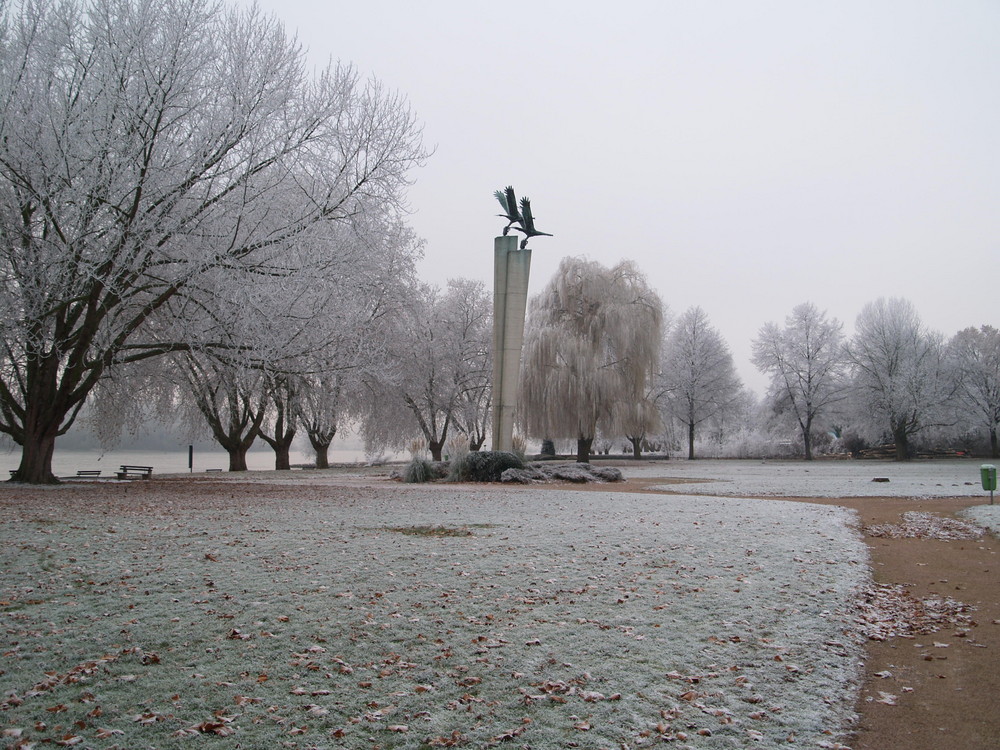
<box><xmin>514</xmin><ymin>259</ymin><xmax>999</xmax><ymax>463</ymax></box>
<box><xmin>520</xmin><ymin>289</ymin><xmax>999</xmax><ymax>463</ymax></box>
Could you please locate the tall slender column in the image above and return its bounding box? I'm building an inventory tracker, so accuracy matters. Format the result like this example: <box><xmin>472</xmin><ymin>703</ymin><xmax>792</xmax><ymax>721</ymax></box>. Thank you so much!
<box><xmin>491</xmin><ymin>236</ymin><xmax>531</xmax><ymax>452</ymax></box>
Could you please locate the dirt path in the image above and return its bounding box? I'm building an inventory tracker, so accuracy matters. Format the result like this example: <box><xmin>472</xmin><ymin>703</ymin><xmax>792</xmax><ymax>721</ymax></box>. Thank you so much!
<box><xmin>813</xmin><ymin>496</ymin><xmax>999</xmax><ymax>750</ymax></box>
<box><xmin>538</xmin><ymin>478</ymin><xmax>1000</xmax><ymax>749</ymax></box>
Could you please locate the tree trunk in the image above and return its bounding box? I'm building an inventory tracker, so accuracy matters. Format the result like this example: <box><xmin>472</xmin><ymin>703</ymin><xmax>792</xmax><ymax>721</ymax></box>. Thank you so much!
<box><xmin>802</xmin><ymin>416</ymin><xmax>813</xmax><ymax>461</ymax></box>
<box><xmin>469</xmin><ymin>434</ymin><xmax>486</xmax><ymax>451</ymax></box>
<box><xmin>218</xmin><ymin>426</ymin><xmax>260</xmax><ymax>472</ymax></box>
<box><xmin>13</xmin><ymin>429</ymin><xmax>58</xmax><ymax>484</ymax></box>
<box><xmin>258</xmin><ymin>392</ymin><xmax>296</xmax><ymax>470</ymax></box>
<box><xmin>627</xmin><ymin>436</ymin><xmax>642</xmax><ymax>459</ymax></box>
<box><xmin>228</xmin><ymin>446</ymin><xmax>250</xmax><ymax>472</ymax></box>
<box><xmin>213</xmin><ymin>426</ymin><xmax>259</xmax><ymax>472</ymax></box>
<box><xmin>576</xmin><ymin>436</ymin><xmax>593</xmax><ymax>464</ymax></box>
<box><xmin>259</xmin><ymin>429</ymin><xmax>296</xmax><ymax>470</ymax></box>
<box><xmin>687</xmin><ymin>421</ymin><xmax>696</xmax><ymax>460</ymax></box>
<box><xmin>991</xmin><ymin>426</ymin><xmax>998</xmax><ymax>459</ymax></box>
<box><xmin>892</xmin><ymin>425</ymin><xmax>910</xmax><ymax>461</ymax></box>
<box><xmin>12</xmin><ymin>350</ymin><xmax>71</xmax><ymax>484</ymax></box>
<box><xmin>429</xmin><ymin>439</ymin><xmax>444</xmax><ymax>462</ymax></box>
<box><xmin>313</xmin><ymin>442</ymin><xmax>330</xmax><ymax>469</ymax></box>
<box><xmin>273</xmin><ymin>441</ymin><xmax>292</xmax><ymax>471</ymax></box>
<box><xmin>306</xmin><ymin>426</ymin><xmax>336</xmax><ymax>469</ymax></box>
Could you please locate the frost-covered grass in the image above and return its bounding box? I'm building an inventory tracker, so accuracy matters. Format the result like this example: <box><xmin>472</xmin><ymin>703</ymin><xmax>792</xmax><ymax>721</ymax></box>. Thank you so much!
<box><xmin>960</xmin><ymin>503</ymin><xmax>1000</xmax><ymax>536</ymax></box>
<box><xmin>631</xmin><ymin>458</ymin><xmax>989</xmax><ymax>498</ymax></box>
<box><xmin>0</xmin><ymin>479</ymin><xmax>867</xmax><ymax>748</ymax></box>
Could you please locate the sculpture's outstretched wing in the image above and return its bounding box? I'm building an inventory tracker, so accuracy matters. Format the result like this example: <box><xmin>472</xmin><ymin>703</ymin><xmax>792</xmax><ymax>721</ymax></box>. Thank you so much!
<box><xmin>504</xmin><ymin>186</ymin><xmax>519</xmax><ymax>220</ymax></box>
<box><xmin>519</xmin><ymin>197</ymin><xmax>535</xmax><ymax>231</ymax></box>
<box><xmin>494</xmin><ymin>189</ymin><xmax>510</xmax><ymax>215</ymax></box>
<box><xmin>515</xmin><ymin>196</ymin><xmax>552</xmax><ymax>247</ymax></box>
<box><xmin>496</xmin><ymin>186</ymin><xmax>522</xmax><ymax>235</ymax></box>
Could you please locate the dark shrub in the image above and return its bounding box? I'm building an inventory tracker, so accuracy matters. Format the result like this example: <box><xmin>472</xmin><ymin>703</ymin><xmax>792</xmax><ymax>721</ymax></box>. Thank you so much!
<box><xmin>402</xmin><ymin>458</ymin><xmax>449</xmax><ymax>483</ymax></box>
<box><xmin>841</xmin><ymin>433</ymin><xmax>869</xmax><ymax>458</ymax></box>
<box><xmin>447</xmin><ymin>451</ymin><xmax>525</xmax><ymax>482</ymax></box>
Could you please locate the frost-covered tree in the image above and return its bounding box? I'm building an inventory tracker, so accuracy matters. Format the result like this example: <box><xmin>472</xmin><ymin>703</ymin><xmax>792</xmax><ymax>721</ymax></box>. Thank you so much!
<box><xmin>518</xmin><ymin>257</ymin><xmax>663</xmax><ymax>463</ymax></box>
<box><xmin>844</xmin><ymin>298</ymin><xmax>951</xmax><ymax>460</ymax></box>
<box><xmin>296</xmin><ymin>372</ymin><xmax>350</xmax><ymax>469</ymax></box>
<box><xmin>0</xmin><ymin>0</ymin><xmax>426</xmax><ymax>482</ymax></box>
<box><xmin>621</xmin><ymin>378</ymin><xmax>666</xmax><ymax>459</ymax></box>
<box><xmin>257</xmin><ymin>375</ymin><xmax>297</xmax><ymax>471</ymax></box>
<box><xmin>947</xmin><ymin>325</ymin><xmax>1000</xmax><ymax>457</ymax></box>
<box><xmin>659</xmin><ymin>306</ymin><xmax>742</xmax><ymax>460</ymax></box>
<box><xmin>256</xmin><ymin>213</ymin><xmax>423</xmax><ymax>468</ymax></box>
<box><xmin>280</xmin><ymin>213</ymin><xmax>423</xmax><ymax>467</ymax></box>
<box><xmin>442</xmin><ymin>279</ymin><xmax>493</xmax><ymax>452</ymax></box>
<box><xmin>176</xmin><ymin>354</ymin><xmax>267</xmax><ymax>472</ymax></box>
<box><xmin>388</xmin><ymin>279</ymin><xmax>493</xmax><ymax>461</ymax></box>
<box><xmin>752</xmin><ymin>302</ymin><xmax>848</xmax><ymax>459</ymax></box>
<box><xmin>454</xmin><ymin>364</ymin><xmax>492</xmax><ymax>452</ymax></box>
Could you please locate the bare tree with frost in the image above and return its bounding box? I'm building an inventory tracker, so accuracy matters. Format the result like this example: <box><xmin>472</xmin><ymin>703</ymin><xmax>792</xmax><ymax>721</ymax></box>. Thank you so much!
<box><xmin>947</xmin><ymin>325</ymin><xmax>1000</xmax><ymax>457</ymax></box>
<box><xmin>0</xmin><ymin>0</ymin><xmax>426</xmax><ymax>482</ymax></box>
<box><xmin>389</xmin><ymin>279</ymin><xmax>493</xmax><ymax>461</ymax></box>
<box><xmin>172</xmin><ymin>207</ymin><xmax>420</xmax><ymax>470</ymax></box>
<box><xmin>620</xmin><ymin>385</ymin><xmax>664</xmax><ymax>458</ymax></box>
<box><xmin>659</xmin><ymin>306</ymin><xmax>742</xmax><ymax>460</ymax></box>
<box><xmin>256</xmin><ymin>375</ymin><xmax>298</xmax><ymax>470</ymax></box>
<box><xmin>518</xmin><ymin>257</ymin><xmax>663</xmax><ymax>463</ymax></box>
<box><xmin>296</xmin><ymin>372</ymin><xmax>352</xmax><ymax>469</ymax></box>
<box><xmin>844</xmin><ymin>298</ymin><xmax>952</xmax><ymax>460</ymax></box>
<box><xmin>260</xmin><ymin>212</ymin><xmax>423</xmax><ymax>467</ymax></box>
<box><xmin>176</xmin><ymin>354</ymin><xmax>267</xmax><ymax>472</ymax></box>
<box><xmin>752</xmin><ymin>302</ymin><xmax>848</xmax><ymax>459</ymax></box>
<box><xmin>256</xmin><ymin>215</ymin><xmax>421</xmax><ymax>469</ymax></box>
<box><xmin>445</xmin><ymin>279</ymin><xmax>493</xmax><ymax>452</ymax></box>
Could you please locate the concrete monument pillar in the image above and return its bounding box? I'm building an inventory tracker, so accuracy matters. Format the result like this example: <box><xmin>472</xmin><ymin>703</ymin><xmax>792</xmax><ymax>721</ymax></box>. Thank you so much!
<box><xmin>491</xmin><ymin>235</ymin><xmax>531</xmax><ymax>452</ymax></box>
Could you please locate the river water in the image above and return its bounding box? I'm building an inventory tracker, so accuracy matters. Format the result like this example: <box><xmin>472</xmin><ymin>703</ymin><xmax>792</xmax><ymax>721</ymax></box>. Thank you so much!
<box><xmin>0</xmin><ymin>445</ymin><xmax>386</xmax><ymax>478</ymax></box>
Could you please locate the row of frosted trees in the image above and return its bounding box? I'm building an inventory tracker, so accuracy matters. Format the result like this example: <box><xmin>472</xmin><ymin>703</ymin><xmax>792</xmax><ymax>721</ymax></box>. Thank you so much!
<box><xmin>516</xmin><ymin>258</ymin><xmax>1000</xmax><ymax>462</ymax></box>
<box><xmin>0</xmin><ymin>0</ymin><xmax>434</xmax><ymax>482</ymax></box>
<box><xmin>0</xmin><ymin>0</ymin><xmax>521</xmax><ymax>482</ymax></box>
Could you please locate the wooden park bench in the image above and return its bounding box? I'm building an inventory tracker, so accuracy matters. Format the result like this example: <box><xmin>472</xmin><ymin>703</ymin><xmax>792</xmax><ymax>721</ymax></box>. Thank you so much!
<box><xmin>76</xmin><ymin>470</ymin><xmax>101</xmax><ymax>478</ymax></box>
<box><xmin>117</xmin><ymin>465</ymin><xmax>153</xmax><ymax>480</ymax></box>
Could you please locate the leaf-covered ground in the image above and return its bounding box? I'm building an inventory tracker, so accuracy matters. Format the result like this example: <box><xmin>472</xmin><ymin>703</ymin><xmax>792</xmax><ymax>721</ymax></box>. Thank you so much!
<box><xmin>1</xmin><ymin>479</ymin><xmax>868</xmax><ymax>748</ymax></box>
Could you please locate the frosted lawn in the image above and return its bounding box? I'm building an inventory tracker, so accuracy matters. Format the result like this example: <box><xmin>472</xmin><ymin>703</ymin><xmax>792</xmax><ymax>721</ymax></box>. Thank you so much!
<box><xmin>961</xmin><ymin>504</ymin><xmax>1000</xmax><ymax>535</ymax></box>
<box><xmin>1</xmin><ymin>480</ymin><xmax>867</xmax><ymax>748</ymax></box>
<box><xmin>629</xmin><ymin>458</ymin><xmax>988</xmax><ymax>498</ymax></box>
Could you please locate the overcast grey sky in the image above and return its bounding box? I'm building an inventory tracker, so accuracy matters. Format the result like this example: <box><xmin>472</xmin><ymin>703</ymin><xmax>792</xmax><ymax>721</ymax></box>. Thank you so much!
<box><xmin>250</xmin><ymin>0</ymin><xmax>998</xmax><ymax>394</ymax></box>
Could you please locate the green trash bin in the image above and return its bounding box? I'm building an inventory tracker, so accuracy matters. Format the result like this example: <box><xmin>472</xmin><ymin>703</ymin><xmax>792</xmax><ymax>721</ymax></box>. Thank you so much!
<box><xmin>982</xmin><ymin>465</ymin><xmax>997</xmax><ymax>504</ymax></box>
<box><xmin>982</xmin><ymin>465</ymin><xmax>997</xmax><ymax>491</ymax></box>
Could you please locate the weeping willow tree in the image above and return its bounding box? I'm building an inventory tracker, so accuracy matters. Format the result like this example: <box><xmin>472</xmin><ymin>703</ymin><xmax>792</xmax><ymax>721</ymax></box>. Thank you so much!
<box><xmin>518</xmin><ymin>257</ymin><xmax>663</xmax><ymax>463</ymax></box>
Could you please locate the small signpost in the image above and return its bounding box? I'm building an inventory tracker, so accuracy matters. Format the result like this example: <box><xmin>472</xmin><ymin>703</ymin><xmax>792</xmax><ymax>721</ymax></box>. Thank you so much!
<box><xmin>981</xmin><ymin>464</ymin><xmax>996</xmax><ymax>505</ymax></box>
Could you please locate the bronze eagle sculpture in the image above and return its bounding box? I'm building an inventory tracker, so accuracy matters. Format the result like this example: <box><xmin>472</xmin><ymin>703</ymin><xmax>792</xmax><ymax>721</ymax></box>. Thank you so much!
<box><xmin>494</xmin><ymin>187</ymin><xmax>553</xmax><ymax>248</ymax></box>
<box><xmin>511</xmin><ymin>196</ymin><xmax>553</xmax><ymax>249</ymax></box>
<box><xmin>494</xmin><ymin>186</ymin><xmax>521</xmax><ymax>235</ymax></box>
